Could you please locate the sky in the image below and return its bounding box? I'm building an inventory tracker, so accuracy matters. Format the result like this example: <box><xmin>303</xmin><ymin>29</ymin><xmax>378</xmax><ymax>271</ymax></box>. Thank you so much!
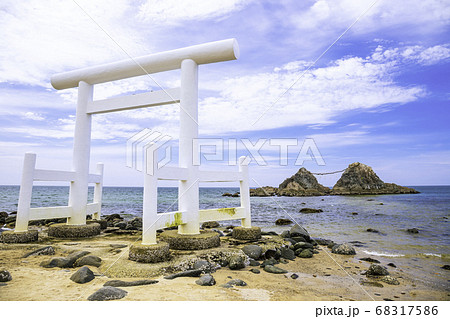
<box><xmin>0</xmin><ymin>0</ymin><xmax>449</xmax><ymax>188</ymax></box>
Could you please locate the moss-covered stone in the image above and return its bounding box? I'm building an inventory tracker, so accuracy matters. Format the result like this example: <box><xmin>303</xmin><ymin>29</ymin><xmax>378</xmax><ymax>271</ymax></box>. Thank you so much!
<box><xmin>48</xmin><ymin>223</ymin><xmax>101</xmax><ymax>238</ymax></box>
<box><xmin>129</xmin><ymin>242</ymin><xmax>170</xmax><ymax>263</ymax></box>
<box><xmin>1</xmin><ymin>230</ymin><xmax>38</xmax><ymax>243</ymax></box>
<box><xmin>232</xmin><ymin>226</ymin><xmax>261</xmax><ymax>241</ymax></box>
<box><xmin>160</xmin><ymin>230</ymin><xmax>220</xmax><ymax>250</ymax></box>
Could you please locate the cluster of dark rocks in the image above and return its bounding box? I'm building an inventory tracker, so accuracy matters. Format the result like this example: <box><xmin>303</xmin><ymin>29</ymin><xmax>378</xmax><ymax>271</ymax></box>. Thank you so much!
<box><xmin>104</xmin><ymin>214</ymin><xmax>143</xmax><ymax>231</ymax></box>
<box><xmin>222</xmin><ymin>192</ymin><xmax>240</xmax><ymax>197</ymax></box>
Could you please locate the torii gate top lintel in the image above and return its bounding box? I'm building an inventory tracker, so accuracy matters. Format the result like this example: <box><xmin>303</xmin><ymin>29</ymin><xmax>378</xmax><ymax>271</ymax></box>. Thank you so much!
<box><xmin>51</xmin><ymin>38</ymin><xmax>239</xmax><ymax>90</ymax></box>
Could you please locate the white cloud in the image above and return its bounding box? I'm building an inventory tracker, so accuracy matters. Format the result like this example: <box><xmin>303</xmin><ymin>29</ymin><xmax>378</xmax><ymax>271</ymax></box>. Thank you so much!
<box><xmin>22</xmin><ymin>112</ymin><xmax>45</xmax><ymax>121</ymax></box>
<box><xmin>0</xmin><ymin>0</ymin><xmax>146</xmax><ymax>86</ymax></box>
<box><xmin>137</xmin><ymin>0</ymin><xmax>251</xmax><ymax>24</ymax></box>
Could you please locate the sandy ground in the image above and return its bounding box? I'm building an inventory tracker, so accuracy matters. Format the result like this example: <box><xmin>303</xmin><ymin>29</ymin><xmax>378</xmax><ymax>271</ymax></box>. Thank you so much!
<box><xmin>0</xmin><ymin>230</ymin><xmax>448</xmax><ymax>301</ymax></box>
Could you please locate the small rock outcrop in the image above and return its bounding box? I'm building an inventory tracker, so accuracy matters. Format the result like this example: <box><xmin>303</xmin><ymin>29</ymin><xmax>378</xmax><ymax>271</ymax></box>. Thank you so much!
<box><xmin>278</xmin><ymin>168</ymin><xmax>330</xmax><ymax>196</ymax></box>
<box><xmin>249</xmin><ymin>186</ymin><xmax>278</xmax><ymax>197</ymax></box>
<box><xmin>331</xmin><ymin>162</ymin><xmax>418</xmax><ymax>195</ymax></box>
<box><xmin>87</xmin><ymin>286</ymin><xmax>128</xmax><ymax>301</ymax></box>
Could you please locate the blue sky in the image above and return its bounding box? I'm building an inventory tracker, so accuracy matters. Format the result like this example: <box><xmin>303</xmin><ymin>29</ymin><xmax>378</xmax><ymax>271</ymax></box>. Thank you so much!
<box><xmin>0</xmin><ymin>0</ymin><xmax>449</xmax><ymax>187</ymax></box>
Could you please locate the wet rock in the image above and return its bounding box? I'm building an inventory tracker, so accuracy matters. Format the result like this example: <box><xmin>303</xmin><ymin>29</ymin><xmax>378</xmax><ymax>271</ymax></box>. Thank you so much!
<box><xmin>331</xmin><ymin>243</ymin><xmax>356</xmax><ymax>255</ymax></box>
<box><xmin>195</xmin><ymin>274</ymin><xmax>216</xmax><ymax>286</ymax></box>
<box><xmin>74</xmin><ymin>255</ymin><xmax>102</xmax><ymax>268</ymax></box>
<box><xmin>264</xmin><ymin>265</ymin><xmax>288</xmax><ymax>274</ymax></box>
<box><xmin>264</xmin><ymin>249</ymin><xmax>281</xmax><ymax>260</ymax></box>
<box><xmin>228</xmin><ymin>255</ymin><xmax>246</xmax><ymax>270</ymax></box>
<box><xmin>387</xmin><ymin>263</ymin><xmax>397</xmax><ymax>268</ymax></box>
<box><xmin>87</xmin><ymin>286</ymin><xmax>127</xmax><ymax>301</ymax></box>
<box><xmin>366</xmin><ymin>228</ymin><xmax>380</xmax><ymax>233</ymax></box>
<box><xmin>201</xmin><ymin>221</ymin><xmax>220</xmax><ymax>229</ymax></box>
<box><xmin>126</xmin><ymin>217</ymin><xmax>142</xmax><ymax>230</ymax></box>
<box><xmin>222</xmin><ymin>193</ymin><xmax>232</xmax><ymax>197</ymax></box>
<box><xmin>293</xmin><ymin>242</ymin><xmax>314</xmax><ymax>250</ymax></box>
<box><xmin>360</xmin><ymin>257</ymin><xmax>380</xmax><ymax>264</ymax></box>
<box><xmin>249</xmin><ymin>259</ymin><xmax>260</xmax><ymax>266</ymax></box>
<box><xmin>280</xmin><ymin>230</ymin><xmax>290</xmax><ymax>238</ymax></box>
<box><xmin>0</xmin><ymin>270</ymin><xmax>12</xmax><ymax>282</ymax></box>
<box><xmin>40</xmin><ymin>257</ymin><xmax>73</xmax><ymax>268</ymax></box>
<box><xmin>164</xmin><ymin>269</ymin><xmax>203</xmax><ymax>279</ymax></box>
<box><xmin>70</xmin><ymin>266</ymin><xmax>95</xmax><ymax>284</ymax></box>
<box><xmin>361</xmin><ymin>281</ymin><xmax>384</xmax><ymax>288</ymax></box>
<box><xmin>23</xmin><ymin>246</ymin><xmax>55</xmax><ymax>258</ymax></box>
<box><xmin>275</xmin><ymin>218</ymin><xmax>292</xmax><ymax>225</ymax></box>
<box><xmin>290</xmin><ymin>224</ymin><xmax>310</xmax><ymax>241</ymax></box>
<box><xmin>231</xmin><ymin>192</ymin><xmax>240</xmax><ymax>197</ymax></box>
<box><xmin>441</xmin><ymin>265</ymin><xmax>450</xmax><ymax>270</ymax></box>
<box><xmin>291</xmin><ymin>273</ymin><xmax>299</xmax><ymax>279</ymax></box>
<box><xmin>105</xmin><ymin>214</ymin><xmax>123</xmax><ymax>221</ymax></box>
<box><xmin>193</xmin><ymin>260</ymin><xmax>213</xmax><ymax>273</ymax></box>
<box><xmin>104</xmin><ymin>279</ymin><xmax>158</xmax><ymax>287</ymax></box>
<box><xmin>280</xmin><ymin>247</ymin><xmax>296</xmax><ymax>260</ymax></box>
<box><xmin>241</xmin><ymin>245</ymin><xmax>262</xmax><ymax>260</ymax></box>
<box><xmin>221</xmin><ymin>279</ymin><xmax>247</xmax><ymax>288</ymax></box>
<box><xmin>297</xmin><ymin>249</ymin><xmax>313</xmax><ymax>258</ymax></box>
<box><xmin>250</xmin><ymin>268</ymin><xmax>260</xmax><ymax>274</ymax></box>
<box><xmin>407</xmin><ymin>228</ymin><xmax>419</xmax><ymax>234</ymax></box>
<box><xmin>299</xmin><ymin>208</ymin><xmax>323</xmax><ymax>214</ymax></box>
<box><xmin>380</xmin><ymin>276</ymin><xmax>400</xmax><ymax>285</ymax></box>
<box><xmin>260</xmin><ymin>258</ymin><xmax>278</xmax><ymax>267</ymax></box>
<box><xmin>312</xmin><ymin>238</ymin><xmax>334</xmax><ymax>246</ymax></box>
<box><xmin>366</xmin><ymin>264</ymin><xmax>389</xmax><ymax>277</ymax></box>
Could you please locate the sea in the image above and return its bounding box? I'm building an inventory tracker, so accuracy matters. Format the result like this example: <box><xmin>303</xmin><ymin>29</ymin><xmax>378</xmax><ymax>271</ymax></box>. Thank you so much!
<box><xmin>1</xmin><ymin>185</ymin><xmax>449</xmax><ymax>289</ymax></box>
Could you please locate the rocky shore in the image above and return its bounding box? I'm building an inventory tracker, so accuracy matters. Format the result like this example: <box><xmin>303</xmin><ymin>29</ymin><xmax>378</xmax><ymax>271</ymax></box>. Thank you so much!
<box><xmin>246</xmin><ymin>162</ymin><xmax>418</xmax><ymax>197</ymax></box>
<box><xmin>1</xmin><ymin>213</ymin><xmax>446</xmax><ymax>301</ymax></box>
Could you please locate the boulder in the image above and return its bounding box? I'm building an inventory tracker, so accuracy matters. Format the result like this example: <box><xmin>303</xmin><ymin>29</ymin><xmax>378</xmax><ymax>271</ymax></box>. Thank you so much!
<box><xmin>331</xmin><ymin>243</ymin><xmax>356</xmax><ymax>255</ymax></box>
<box><xmin>74</xmin><ymin>255</ymin><xmax>102</xmax><ymax>268</ymax></box>
<box><xmin>221</xmin><ymin>279</ymin><xmax>247</xmax><ymax>288</ymax></box>
<box><xmin>70</xmin><ymin>266</ymin><xmax>95</xmax><ymax>284</ymax></box>
<box><xmin>407</xmin><ymin>228</ymin><xmax>419</xmax><ymax>234</ymax></box>
<box><xmin>296</xmin><ymin>249</ymin><xmax>313</xmax><ymax>258</ymax></box>
<box><xmin>23</xmin><ymin>246</ymin><xmax>55</xmax><ymax>258</ymax></box>
<box><xmin>241</xmin><ymin>245</ymin><xmax>262</xmax><ymax>260</ymax></box>
<box><xmin>195</xmin><ymin>274</ymin><xmax>216</xmax><ymax>286</ymax></box>
<box><xmin>366</xmin><ymin>264</ymin><xmax>389</xmax><ymax>277</ymax></box>
<box><xmin>299</xmin><ymin>208</ymin><xmax>323</xmax><ymax>214</ymax></box>
<box><xmin>87</xmin><ymin>287</ymin><xmax>127</xmax><ymax>301</ymax></box>
<box><xmin>228</xmin><ymin>255</ymin><xmax>246</xmax><ymax>270</ymax></box>
<box><xmin>360</xmin><ymin>257</ymin><xmax>380</xmax><ymax>264</ymax></box>
<box><xmin>279</xmin><ymin>247</ymin><xmax>296</xmax><ymax>260</ymax></box>
<box><xmin>164</xmin><ymin>269</ymin><xmax>203</xmax><ymax>280</ymax></box>
<box><xmin>0</xmin><ymin>270</ymin><xmax>12</xmax><ymax>282</ymax></box>
<box><xmin>264</xmin><ymin>265</ymin><xmax>288</xmax><ymax>274</ymax></box>
<box><xmin>290</xmin><ymin>224</ymin><xmax>310</xmax><ymax>241</ymax></box>
<box><xmin>275</xmin><ymin>218</ymin><xmax>292</xmax><ymax>225</ymax></box>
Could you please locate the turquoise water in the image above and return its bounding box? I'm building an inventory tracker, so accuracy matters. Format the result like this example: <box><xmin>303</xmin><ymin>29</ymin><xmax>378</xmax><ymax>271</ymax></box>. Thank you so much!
<box><xmin>1</xmin><ymin>185</ymin><xmax>449</xmax><ymax>260</ymax></box>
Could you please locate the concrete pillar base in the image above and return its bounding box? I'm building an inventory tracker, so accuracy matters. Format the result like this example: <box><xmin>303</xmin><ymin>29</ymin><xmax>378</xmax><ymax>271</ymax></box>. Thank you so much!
<box><xmin>129</xmin><ymin>242</ymin><xmax>171</xmax><ymax>263</ymax></box>
<box><xmin>232</xmin><ymin>226</ymin><xmax>261</xmax><ymax>241</ymax></box>
<box><xmin>87</xmin><ymin>219</ymin><xmax>108</xmax><ymax>230</ymax></box>
<box><xmin>1</xmin><ymin>230</ymin><xmax>38</xmax><ymax>243</ymax></box>
<box><xmin>160</xmin><ymin>230</ymin><xmax>220</xmax><ymax>250</ymax></box>
<box><xmin>48</xmin><ymin>223</ymin><xmax>101</xmax><ymax>238</ymax></box>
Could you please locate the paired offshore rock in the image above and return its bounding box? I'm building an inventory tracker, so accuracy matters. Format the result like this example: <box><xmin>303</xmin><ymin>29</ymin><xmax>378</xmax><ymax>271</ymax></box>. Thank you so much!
<box><xmin>277</xmin><ymin>167</ymin><xmax>331</xmax><ymax>196</ymax></box>
<box><xmin>331</xmin><ymin>162</ymin><xmax>419</xmax><ymax>195</ymax></box>
<box><xmin>247</xmin><ymin>162</ymin><xmax>418</xmax><ymax>197</ymax></box>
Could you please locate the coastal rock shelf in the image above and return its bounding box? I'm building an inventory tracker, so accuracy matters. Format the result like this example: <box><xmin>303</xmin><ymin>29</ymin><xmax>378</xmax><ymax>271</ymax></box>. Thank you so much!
<box><xmin>246</xmin><ymin>162</ymin><xmax>419</xmax><ymax>197</ymax></box>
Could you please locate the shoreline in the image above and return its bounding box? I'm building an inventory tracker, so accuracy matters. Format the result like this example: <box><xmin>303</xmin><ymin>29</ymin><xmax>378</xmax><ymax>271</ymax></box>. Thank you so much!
<box><xmin>1</xmin><ymin>224</ymin><xmax>448</xmax><ymax>301</ymax></box>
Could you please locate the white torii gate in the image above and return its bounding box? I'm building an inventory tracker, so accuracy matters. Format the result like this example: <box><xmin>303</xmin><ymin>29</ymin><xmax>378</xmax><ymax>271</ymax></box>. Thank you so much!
<box><xmin>14</xmin><ymin>39</ymin><xmax>253</xmax><ymax>245</ymax></box>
